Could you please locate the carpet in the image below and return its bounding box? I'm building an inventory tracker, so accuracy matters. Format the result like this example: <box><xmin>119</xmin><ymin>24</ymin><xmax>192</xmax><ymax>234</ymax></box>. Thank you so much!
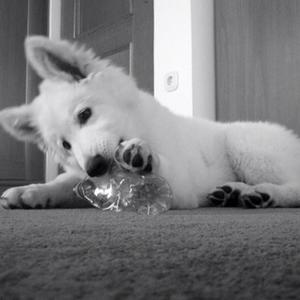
<box><xmin>0</xmin><ymin>207</ymin><xmax>300</xmax><ymax>300</ymax></box>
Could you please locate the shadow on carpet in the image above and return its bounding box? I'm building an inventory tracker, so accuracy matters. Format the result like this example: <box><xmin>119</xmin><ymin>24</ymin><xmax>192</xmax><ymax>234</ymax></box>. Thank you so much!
<box><xmin>1</xmin><ymin>207</ymin><xmax>300</xmax><ymax>300</ymax></box>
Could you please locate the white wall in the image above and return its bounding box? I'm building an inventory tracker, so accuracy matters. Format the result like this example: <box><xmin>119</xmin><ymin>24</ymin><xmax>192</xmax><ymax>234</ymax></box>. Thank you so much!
<box><xmin>154</xmin><ymin>0</ymin><xmax>215</xmax><ymax>119</ymax></box>
<box><xmin>154</xmin><ymin>0</ymin><xmax>193</xmax><ymax>116</ymax></box>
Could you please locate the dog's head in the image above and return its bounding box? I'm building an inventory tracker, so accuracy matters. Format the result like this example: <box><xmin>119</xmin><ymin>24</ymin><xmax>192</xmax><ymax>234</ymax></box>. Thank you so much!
<box><xmin>0</xmin><ymin>36</ymin><xmax>143</xmax><ymax>176</ymax></box>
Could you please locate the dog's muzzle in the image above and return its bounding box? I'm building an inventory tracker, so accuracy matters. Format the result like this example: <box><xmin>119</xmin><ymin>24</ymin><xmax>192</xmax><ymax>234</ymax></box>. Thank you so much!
<box><xmin>86</xmin><ymin>154</ymin><xmax>110</xmax><ymax>177</ymax></box>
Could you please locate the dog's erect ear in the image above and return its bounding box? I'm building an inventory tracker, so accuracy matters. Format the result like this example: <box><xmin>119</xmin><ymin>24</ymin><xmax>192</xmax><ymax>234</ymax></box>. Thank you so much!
<box><xmin>0</xmin><ymin>105</ymin><xmax>41</xmax><ymax>143</ymax></box>
<box><xmin>25</xmin><ymin>36</ymin><xmax>99</xmax><ymax>82</ymax></box>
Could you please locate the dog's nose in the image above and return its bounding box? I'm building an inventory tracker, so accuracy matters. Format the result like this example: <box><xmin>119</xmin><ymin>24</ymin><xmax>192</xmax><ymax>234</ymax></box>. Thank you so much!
<box><xmin>86</xmin><ymin>154</ymin><xmax>109</xmax><ymax>177</ymax></box>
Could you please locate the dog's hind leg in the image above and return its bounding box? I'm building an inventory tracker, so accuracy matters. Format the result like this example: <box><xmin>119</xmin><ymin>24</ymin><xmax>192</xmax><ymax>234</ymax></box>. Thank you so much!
<box><xmin>0</xmin><ymin>172</ymin><xmax>91</xmax><ymax>209</ymax></box>
<box><xmin>208</xmin><ymin>122</ymin><xmax>300</xmax><ymax>208</ymax></box>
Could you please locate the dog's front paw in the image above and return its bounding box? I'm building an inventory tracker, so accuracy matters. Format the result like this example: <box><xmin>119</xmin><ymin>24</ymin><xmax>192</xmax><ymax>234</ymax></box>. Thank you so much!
<box><xmin>0</xmin><ymin>184</ymin><xmax>53</xmax><ymax>209</ymax></box>
<box><xmin>115</xmin><ymin>138</ymin><xmax>153</xmax><ymax>173</ymax></box>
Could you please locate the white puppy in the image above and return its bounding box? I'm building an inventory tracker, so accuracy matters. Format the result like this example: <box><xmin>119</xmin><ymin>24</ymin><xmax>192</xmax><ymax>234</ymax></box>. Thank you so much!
<box><xmin>0</xmin><ymin>36</ymin><xmax>300</xmax><ymax>209</ymax></box>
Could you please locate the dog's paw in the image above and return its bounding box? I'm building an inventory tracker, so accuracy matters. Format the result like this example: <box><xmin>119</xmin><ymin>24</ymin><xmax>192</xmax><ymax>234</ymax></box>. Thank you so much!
<box><xmin>208</xmin><ymin>182</ymin><xmax>274</xmax><ymax>208</ymax></box>
<box><xmin>207</xmin><ymin>185</ymin><xmax>241</xmax><ymax>207</ymax></box>
<box><xmin>240</xmin><ymin>192</ymin><xmax>274</xmax><ymax>208</ymax></box>
<box><xmin>114</xmin><ymin>138</ymin><xmax>153</xmax><ymax>173</ymax></box>
<box><xmin>0</xmin><ymin>184</ymin><xmax>53</xmax><ymax>209</ymax></box>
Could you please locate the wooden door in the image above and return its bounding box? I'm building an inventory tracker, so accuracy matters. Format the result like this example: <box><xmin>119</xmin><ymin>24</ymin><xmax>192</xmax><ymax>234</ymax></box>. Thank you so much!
<box><xmin>61</xmin><ymin>0</ymin><xmax>153</xmax><ymax>93</ymax></box>
<box><xmin>215</xmin><ymin>0</ymin><xmax>300</xmax><ymax>134</ymax></box>
<box><xmin>0</xmin><ymin>0</ymin><xmax>47</xmax><ymax>193</ymax></box>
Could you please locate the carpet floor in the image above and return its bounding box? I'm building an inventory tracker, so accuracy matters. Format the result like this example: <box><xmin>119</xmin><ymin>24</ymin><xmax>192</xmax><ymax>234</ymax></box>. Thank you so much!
<box><xmin>0</xmin><ymin>207</ymin><xmax>300</xmax><ymax>300</ymax></box>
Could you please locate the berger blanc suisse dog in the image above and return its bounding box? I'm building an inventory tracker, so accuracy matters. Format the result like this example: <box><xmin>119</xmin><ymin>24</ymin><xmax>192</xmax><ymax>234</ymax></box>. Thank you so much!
<box><xmin>0</xmin><ymin>36</ymin><xmax>300</xmax><ymax>210</ymax></box>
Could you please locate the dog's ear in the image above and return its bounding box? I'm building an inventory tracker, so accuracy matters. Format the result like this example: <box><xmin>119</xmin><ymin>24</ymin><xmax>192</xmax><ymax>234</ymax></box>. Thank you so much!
<box><xmin>25</xmin><ymin>36</ymin><xmax>100</xmax><ymax>82</ymax></box>
<box><xmin>0</xmin><ymin>105</ymin><xmax>41</xmax><ymax>143</ymax></box>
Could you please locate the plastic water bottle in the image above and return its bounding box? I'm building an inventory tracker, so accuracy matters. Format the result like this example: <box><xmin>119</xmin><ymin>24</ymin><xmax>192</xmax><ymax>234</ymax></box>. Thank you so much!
<box><xmin>73</xmin><ymin>166</ymin><xmax>173</xmax><ymax>215</ymax></box>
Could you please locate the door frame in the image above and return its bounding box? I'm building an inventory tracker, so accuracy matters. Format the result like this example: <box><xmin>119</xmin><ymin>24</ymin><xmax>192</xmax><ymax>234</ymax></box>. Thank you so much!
<box><xmin>46</xmin><ymin>0</ymin><xmax>62</xmax><ymax>182</ymax></box>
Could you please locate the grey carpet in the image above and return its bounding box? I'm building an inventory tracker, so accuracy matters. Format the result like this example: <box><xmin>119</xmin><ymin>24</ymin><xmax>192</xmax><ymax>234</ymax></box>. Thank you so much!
<box><xmin>0</xmin><ymin>207</ymin><xmax>300</xmax><ymax>300</ymax></box>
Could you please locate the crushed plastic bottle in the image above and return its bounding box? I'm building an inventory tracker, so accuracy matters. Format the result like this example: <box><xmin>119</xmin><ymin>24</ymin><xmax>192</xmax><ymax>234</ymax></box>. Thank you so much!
<box><xmin>73</xmin><ymin>166</ymin><xmax>173</xmax><ymax>215</ymax></box>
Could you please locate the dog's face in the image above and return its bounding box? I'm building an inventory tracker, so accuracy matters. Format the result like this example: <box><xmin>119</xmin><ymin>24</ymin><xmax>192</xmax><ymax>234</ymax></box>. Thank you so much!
<box><xmin>0</xmin><ymin>36</ymin><xmax>141</xmax><ymax>176</ymax></box>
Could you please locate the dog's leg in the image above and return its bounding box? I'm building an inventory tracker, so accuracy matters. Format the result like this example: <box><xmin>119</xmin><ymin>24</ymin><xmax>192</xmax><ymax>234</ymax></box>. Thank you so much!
<box><xmin>0</xmin><ymin>172</ymin><xmax>92</xmax><ymax>209</ymax></box>
<box><xmin>208</xmin><ymin>182</ymin><xmax>300</xmax><ymax>208</ymax></box>
<box><xmin>208</xmin><ymin>130</ymin><xmax>300</xmax><ymax>208</ymax></box>
<box><xmin>115</xmin><ymin>138</ymin><xmax>158</xmax><ymax>173</ymax></box>
<box><xmin>208</xmin><ymin>123</ymin><xmax>300</xmax><ymax>208</ymax></box>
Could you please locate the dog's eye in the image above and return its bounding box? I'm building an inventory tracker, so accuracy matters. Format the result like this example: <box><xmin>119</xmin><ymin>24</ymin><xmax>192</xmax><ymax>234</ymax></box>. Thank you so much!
<box><xmin>62</xmin><ymin>140</ymin><xmax>71</xmax><ymax>150</ymax></box>
<box><xmin>78</xmin><ymin>107</ymin><xmax>92</xmax><ymax>125</ymax></box>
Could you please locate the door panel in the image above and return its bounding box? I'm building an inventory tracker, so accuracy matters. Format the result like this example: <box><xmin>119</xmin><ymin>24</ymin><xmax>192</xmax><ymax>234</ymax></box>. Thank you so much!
<box><xmin>0</xmin><ymin>0</ymin><xmax>47</xmax><ymax>193</ymax></box>
<box><xmin>107</xmin><ymin>47</ymin><xmax>130</xmax><ymax>73</ymax></box>
<box><xmin>215</xmin><ymin>0</ymin><xmax>300</xmax><ymax>134</ymax></box>
<box><xmin>76</xmin><ymin>15</ymin><xmax>132</xmax><ymax>72</ymax></box>
<box><xmin>78</xmin><ymin>0</ymin><xmax>131</xmax><ymax>35</ymax></box>
<box><xmin>61</xmin><ymin>0</ymin><xmax>153</xmax><ymax>92</ymax></box>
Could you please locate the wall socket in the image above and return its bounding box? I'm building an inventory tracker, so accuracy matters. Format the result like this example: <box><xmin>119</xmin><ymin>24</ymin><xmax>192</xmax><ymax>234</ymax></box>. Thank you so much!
<box><xmin>164</xmin><ymin>71</ymin><xmax>179</xmax><ymax>92</ymax></box>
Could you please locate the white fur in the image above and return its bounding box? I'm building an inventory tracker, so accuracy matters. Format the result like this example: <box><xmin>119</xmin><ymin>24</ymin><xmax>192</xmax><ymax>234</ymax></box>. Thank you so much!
<box><xmin>0</xmin><ymin>36</ymin><xmax>300</xmax><ymax>209</ymax></box>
